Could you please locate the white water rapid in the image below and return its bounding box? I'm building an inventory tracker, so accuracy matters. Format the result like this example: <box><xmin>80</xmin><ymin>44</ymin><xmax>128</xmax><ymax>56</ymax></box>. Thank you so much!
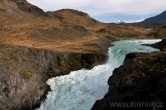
<box><xmin>37</xmin><ymin>39</ymin><xmax>161</xmax><ymax>110</ymax></box>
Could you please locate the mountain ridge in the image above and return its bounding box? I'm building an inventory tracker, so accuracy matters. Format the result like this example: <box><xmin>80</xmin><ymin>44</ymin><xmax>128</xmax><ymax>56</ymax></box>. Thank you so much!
<box><xmin>138</xmin><ymin>10</ymin><xmax>166</xmax><ymax>28</ymax></box>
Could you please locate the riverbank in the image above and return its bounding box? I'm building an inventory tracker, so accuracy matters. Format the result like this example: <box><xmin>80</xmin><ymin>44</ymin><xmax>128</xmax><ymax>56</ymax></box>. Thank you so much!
<box><xmin>0</xmin><ymin>44</ymin><xmax>107</xmax><ymax>110</ymax></box>
<box><xmin>34</xmin><ymin>39</ymin><xmax>160</xmax><ymax>110</ymax></box>
<box><xmin>92</xmin><ymin>39</ymin><xmax>166</xmax><ymax>110</ymax></box>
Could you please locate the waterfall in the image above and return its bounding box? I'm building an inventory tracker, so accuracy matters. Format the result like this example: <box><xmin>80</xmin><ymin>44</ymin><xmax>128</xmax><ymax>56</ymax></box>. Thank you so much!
<box><xmin>36</xmin><ymin>39</ymin><xmax>161</xmax><ymax>110</ymax></box>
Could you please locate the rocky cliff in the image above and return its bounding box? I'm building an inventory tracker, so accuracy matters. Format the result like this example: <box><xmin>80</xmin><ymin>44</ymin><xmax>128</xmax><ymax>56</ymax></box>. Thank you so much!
<box><xmin>92</xmin><ymin>40</ymin><xmax>166</xmax><ymax>110</ymax></box>
<box><xmin>0</xmin><ymin>44</ymin><xmax>106</xmax><ymax>110</ymax></box>
<box><xmin>0</xmin><ymin>0</ymin><xmax>109</xmax><ymax>109</ymax></box>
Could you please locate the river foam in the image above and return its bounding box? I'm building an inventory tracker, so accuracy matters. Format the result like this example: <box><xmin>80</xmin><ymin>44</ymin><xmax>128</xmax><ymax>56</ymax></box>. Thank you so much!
<box><xmin>37</xmin><ymin>39</ymin><xmax>161</xmax><ymax>110</ymax></box>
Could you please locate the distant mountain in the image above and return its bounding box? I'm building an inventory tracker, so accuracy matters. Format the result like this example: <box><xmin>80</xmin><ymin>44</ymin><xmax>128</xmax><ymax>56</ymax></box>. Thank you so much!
<box><xmin>138</xmin><ymin>11</ymin><xmax>166</xmax><ymax>28</ymax></box>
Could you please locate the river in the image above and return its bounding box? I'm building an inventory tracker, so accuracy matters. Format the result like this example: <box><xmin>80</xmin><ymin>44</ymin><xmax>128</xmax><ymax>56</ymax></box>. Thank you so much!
<box><xmin>36</xmin><ymin>39</ymin><xmax>161</xmax><ymax>110</ymax></box>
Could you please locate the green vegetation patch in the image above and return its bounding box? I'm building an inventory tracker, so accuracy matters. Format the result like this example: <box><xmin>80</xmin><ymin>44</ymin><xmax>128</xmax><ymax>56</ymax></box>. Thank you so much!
<box><xmin>22</xmin><ymin>71</ymin><xmax>33</xmax><ymax>79</ymax></box>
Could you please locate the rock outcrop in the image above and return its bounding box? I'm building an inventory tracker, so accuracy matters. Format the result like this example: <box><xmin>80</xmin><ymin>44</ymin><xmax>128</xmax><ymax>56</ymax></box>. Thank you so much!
<box><xmin>0</xmin><ymin>1</ymin><xmax>108</xmax><ymax>109</ymax></box>
<box><xmin>150</xmin><ymin>39</ymin><xmax>166</xmax><ymax>51</ymax></box>
<box><xmin>0</xmin><ymin>44</ymin><xmax>106</xmax><ymax>110</ymax></box>
<box><xmin>92</xmin><ymin>40</ymin><xmax>166</xmax><ymax>110</ymax></box>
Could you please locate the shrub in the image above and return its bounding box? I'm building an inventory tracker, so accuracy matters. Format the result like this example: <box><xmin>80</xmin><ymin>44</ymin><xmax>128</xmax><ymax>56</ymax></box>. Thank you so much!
<box><xmin>60</xmin><ymin>58</ymin><xmax>66</xmax><ymax>66</ymax></box>
<box><xmin>23</xmin><ymin>71</ymin><xmax>33</xmax><ymax>79</ymax></box>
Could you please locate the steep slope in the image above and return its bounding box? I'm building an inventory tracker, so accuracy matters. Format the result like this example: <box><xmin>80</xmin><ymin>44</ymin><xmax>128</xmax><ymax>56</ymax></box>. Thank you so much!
<box><xmin>0</xmin><ymin>1</ymin><xmax>109</xmax><ymax>109</ymax></box>
<box><xmin>92</xmin><ymin>40</ymin><xmax>166</xmax><ymax>110</ymax></box>
<box><xmin>138</xmin><ymin>11</ymin><xmax>166</xmax><ymax>28</ymax></box>
<box><xmin>0</xmin><ymin>44</ymin><xmax>106</xmax><ymax>110</ymax></box>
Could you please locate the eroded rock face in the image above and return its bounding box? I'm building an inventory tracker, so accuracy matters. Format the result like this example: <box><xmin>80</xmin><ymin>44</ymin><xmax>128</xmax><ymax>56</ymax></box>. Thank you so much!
<box><xmin>92</xmin><ymin>40</ymin><xmax>166</xmax><ymax>110</ymax></box>
<box><xmin>0</xmin><ymin>45</ymin><xmax>106</xmax><ymax>110</ymax></box>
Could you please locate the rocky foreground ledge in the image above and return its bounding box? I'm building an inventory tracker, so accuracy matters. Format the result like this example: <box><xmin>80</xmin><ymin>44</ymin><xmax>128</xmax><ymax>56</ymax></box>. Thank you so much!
<box><xmin>0</xmin><ymin>44</ymin><xmax>106</xmax><ymax>110</ymax></box>
<box><xmin>92</xmin><ymin>39</ymin><xmax>166</xmax><ymax>110</ymax></box>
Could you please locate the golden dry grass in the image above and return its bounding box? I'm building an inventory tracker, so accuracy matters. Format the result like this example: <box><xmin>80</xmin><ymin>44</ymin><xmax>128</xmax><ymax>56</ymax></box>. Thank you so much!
<box><xmin>0</xmin><ymin>0</ymin><xmax>150</xmax><ymax>53</ymax></box>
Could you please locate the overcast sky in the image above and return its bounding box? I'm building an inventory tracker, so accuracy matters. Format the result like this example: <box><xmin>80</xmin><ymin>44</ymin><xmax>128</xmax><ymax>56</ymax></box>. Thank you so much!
<box><xmin>27</xmin><ymin>0</ymin><xmax>166</xmax><ymax>23</ymax></box>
